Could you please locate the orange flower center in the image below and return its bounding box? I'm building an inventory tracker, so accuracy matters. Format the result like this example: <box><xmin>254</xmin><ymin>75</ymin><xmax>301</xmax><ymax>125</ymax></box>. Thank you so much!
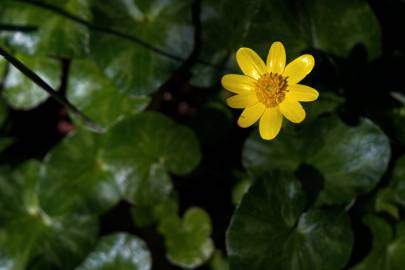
<box><xmin>255</xmin><ymin>73</ymin><xmax>288</xmax><ymax>107</ymax></box>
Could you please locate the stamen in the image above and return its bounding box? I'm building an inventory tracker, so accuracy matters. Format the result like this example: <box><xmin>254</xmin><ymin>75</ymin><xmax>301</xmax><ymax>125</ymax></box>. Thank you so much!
<box><xmin>255</xmin><ymin>72</ymin><xmax>288</xmax><ymax>107</ymax></box>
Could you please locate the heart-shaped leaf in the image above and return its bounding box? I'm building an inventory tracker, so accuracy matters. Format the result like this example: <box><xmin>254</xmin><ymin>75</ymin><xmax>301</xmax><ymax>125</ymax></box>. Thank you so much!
<box><xmin>158</xmin><ymin>207</ymin><xmax>214</xmax><ymax>269</ymax></box>
<box><xmin>76</xmin><ymin>233</ymin><xmax>152</xmax><ymax>270</ymax></box>
<box><xmin>242</xmin><ymin>115</ymin><xmax>390</xmax><ymax>205</ymax></box>
<box><xmin>226</xmin><ymin>171</ymin><xmax>353</xmax><ymax>270</ymax></box>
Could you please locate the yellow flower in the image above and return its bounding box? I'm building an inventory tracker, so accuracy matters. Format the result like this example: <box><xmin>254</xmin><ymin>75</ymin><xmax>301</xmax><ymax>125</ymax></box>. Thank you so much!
<box><xmin>222</xmin><ymin>41</ymin><xmax>319</xmax><ymax>140</ymax></box>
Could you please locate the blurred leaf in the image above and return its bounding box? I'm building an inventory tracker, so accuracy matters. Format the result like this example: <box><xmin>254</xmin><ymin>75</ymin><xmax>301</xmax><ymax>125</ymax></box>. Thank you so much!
<box><xmin>0</xmin><ymin>0</ymin><xmax>91</xmax><ymax>58</ymax></box>
<box><xmin>76</xmin><ymin>233</ymin><xmax>152</xmax><ymax>270</ymax></box>
<box><xmin>0</xmin><ymin>160</ymin><xmax>98</xmax><ymax>270</ymax></box>
<box><xmin>352</xmin><ymin>215</ymin><xmax>405</xmax><ymax>270</ymax></box>
<box><xmin>0</xmin><ymin>1</ymin><xmax>41</xmax><ymax>54</ymax></box>
<box><xmin>2</xmin><ymin>53</ymin><xmax>61</xmax><ymax>110</ymax></box>
<box><xmin>305</xmin><ymin>91</ymin><xmax>344</xmax><ymax>121</ymax></box>
<box><xmin>0</xmin><ymin>97</ymin><xmax>8</xmax><ymax>127</ymax></box>
<box><xmin>36</xmin><ymin>0</ymin><xmax>91</xmax><ymax>58</ymax></box>
<box><xmin>391</xmin><ymin>106</ymin><xmax>405</xmax><ymax>146</ymax></box>
<box><xmin>90</xmin><ymin>0</ymin><xmax>194</xmax><ymax>95</ymax></box>
<box><xmin>243</xmin><ymin>115</ymin><xmax>390</xmax><ymax>205</ymax></box>
<box><xmin>67</xmin><ymin>59</ymin><xmax>150</xmax><ymax>128</ymax></box>
<box><xmin>227</xmin><ymin>171</ymin><xmax>353</xmax><ymax>270</ymax></box>
<box><xmin>376</xmin><ymin>155</ymin><xmax>405</xmax><ymax>219</ymax></box>
<box><xmin>231</xmin><ymin>179</ymin><xmax>251</xmax><ymax>205</ymax></box>
<box><xmin>158</xmin><ymin>207</ymin><xmax>214</xmax><ymax>269</ymax></box>
<box><xmin>193</xmin><ymin>0</ymin><xmax>381</xmax><ymax>86</ymax></box>
<box><xmin>102</xmin><ymin>112</ymin><xmax>201</xmax><ymax>207</ymax></box>
<box><xmin>210</xmin><ymin>250</ymin><xmax>229</xmax><ymax>270</ymax></box>
<box><xmin>42</xmin><ymin>130</ymin><xmax>120</xmax><ymax>215</ymax></box>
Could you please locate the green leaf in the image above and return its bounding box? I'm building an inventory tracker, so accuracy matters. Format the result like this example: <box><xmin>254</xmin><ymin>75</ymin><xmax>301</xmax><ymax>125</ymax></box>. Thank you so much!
<box><xmin>158</xmin><ymin>207</ymin><xmax>214</xmax><ymax>269</ymax></box>
<box><xmin>0</xmin><ymin>1</ymin><xmax>41</xmax><ymax>54</ymax></box>
<box><xmin>89</xmin><ymin>0</ymin><xmax>194</xmax><ymax>95</ymax></box>
<box><xmin>231</xmin><ymin>178</ymin><xmax>251</xmax><ymax>205</ymax></box>
<box><xmin>42</xmin><ymin>130</ymin><xmax>120</xmax><ymax>215</ymax></box>
<box><xmin>352</xmin><ymin>216</ymin><xmax>405</xmax><ymax>270</ymax></box>
<box><xmin>210</xmin><ymin>250</ymin><xmax>229</xmax><ymax>270</ymax></box>
<box><xmin>226</xmin><ymin>171</ymin><xmax>353</xmax><ymax>270</ymax></box>
<box><xmin>2</xmin><ymin>53</ymin><xmax>61</xmax><ymax>110</ymax></box>
<box><xmin>375</xmin><ymin>155</ymin><xmax>405</xmax><ymax>218</ymax></box>
<box><xmin>0</xmin><ymin>160</ymin><xmax>98</xmax><ymax>270</ymax></box>
<box><xmin>193</xmin><ymin>0</ymin><xmax>381</xmax><ymax>86</ymax></box>
<box><xmin>0</xmin><ymin>137</ymin><xmax>14</xmax><ymax>152</ymax></box>
<box><xmin>101</xmin><ymin>112</ymin><xmax>201</xmax><ymax>207</ymax></box>
<box><xmin>0</xmin><ymin>0</ymin><xmax>91</xmax><ymax>58</ymax></box>
<box><xmin>243</xmin><ymin>115</ymin><xmax>390</xmax><ymax>205</ymax></box>
<box><xmin>67</xmin><ymin>59</ymin><xmax>150</xmax><ymax>128</ymax></box>
<box><xmin>36</xmin><ymin>0</ymin><xmax>91</xmax><ymax>58</ymax></box>
<box><xmin>76</xmin><ymin>233</ymin><xmax>152</xmax><ymax>270</ymax></box>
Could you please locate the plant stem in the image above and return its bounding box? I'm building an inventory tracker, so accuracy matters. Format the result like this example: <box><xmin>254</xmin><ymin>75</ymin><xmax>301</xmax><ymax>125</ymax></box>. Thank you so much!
<box><xmin>0</xmin><ymin>47</ymin><xmax>104</xmax><ymax>133</ymax></box>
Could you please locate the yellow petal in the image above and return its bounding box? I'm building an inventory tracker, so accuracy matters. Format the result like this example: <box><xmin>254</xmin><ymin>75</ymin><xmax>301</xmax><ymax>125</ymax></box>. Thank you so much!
<box><xmin>237</xmin><ymin>103</ymin><xmax>266</xmax><ymax>128</ymax></box>
<box><xmin>226</xmin><ymin>93</ymin><xmax>258</xmax><ymax>109</ymax></box>
<box><xmin>283</xmin><ymin>54</ymin><xmax>315</xmax><ymax>85</ymax></box>
<box><xmin>221</xmin><ymin>74</ymin><xmax>256</xmax><ymax>94</ymax></box>
<box><xmin>236</xmin><ymin>48</ymin><xmax>266</xmax><ymax>80</ymax></box>
<box><xmin>259</xmin><ymin>108</ymin><xmax>283</xmax><ymax>140</ymax></box>
<box><xmin>287</xmin><ymin>84</ymin><xmax>319</xmax><ymax>102</ymax></box>
<box><xmin>266</xmin><ymin>41</ymin><xmax>286</xmax><ymax>74</ymax></box>
<box><xmin>279</xmin><ymin>99</ymin><xmax>306</xmax><ymax>123</ymax></box>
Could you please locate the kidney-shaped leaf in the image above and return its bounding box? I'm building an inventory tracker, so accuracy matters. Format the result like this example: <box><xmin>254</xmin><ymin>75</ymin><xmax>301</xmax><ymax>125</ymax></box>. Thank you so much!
<box><xmin>76</xmin><ymin>233</ymin><xmax>151</xmax><ymax>270</ymax></box>
<box><xmin>101</xmin><ymin>112</ymin><xmax>201</xmax><ymax>206</ymax></box>
<box><xmin>226</xmin><ymin>171</ymin><xmax>353</xmax><ymax>270</ymax></box>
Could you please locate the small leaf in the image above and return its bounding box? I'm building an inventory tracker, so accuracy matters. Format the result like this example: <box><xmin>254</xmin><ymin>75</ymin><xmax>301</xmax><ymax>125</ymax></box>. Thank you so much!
<box><xmin>2</xmin><ymin>53</ymin><xmax>61</xmax><ymax>110</ymax></box>
<box><xmin>226</xmin><ymin>171</ymin><xmax>353</xmax><ymax>270</ymax></box>
<box><xmin>76</xmin><ymin>233</ymin><xmax>152</xmax><ymax>270</ymax></box>
<box><xmin>159</xmin><ymin>207</ymin><xmax>214</xmax><ymax>269</ymax></box>
<box><xmin>242</xmin><ymin>115</ymin><xmax>390</xmax><ymax>205</ymax></box>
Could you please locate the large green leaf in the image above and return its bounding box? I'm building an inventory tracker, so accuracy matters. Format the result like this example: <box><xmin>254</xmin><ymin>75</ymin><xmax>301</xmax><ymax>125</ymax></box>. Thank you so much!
<box><xmin>193</xmin><ymin>0</ymin><xmax>381</xmax><ymax>86</ymax></box>
<box><xmin>0</xmin><ymin>160</ymin><xmax>98</xmax><ymax>270</ymax></box>
<box><xmin>352</xmin><ymin>216</ymin><xmax>405</xmax><ymax>270</ymax></box>
<box><xmin>242</xmin><ymin>115</ymin><xmax>390</xmax><ymax>205</ymax></box>
<box><xmin>226</xmin><ymin>171</ymin><xmax>353</xmax><ymax>270</ymax></box>
<box><xmin>101</xmin><ymin>112</ymin><xmax>201</xmax><ymax>207</ymax></box>
<box><xmin>89</xmin><ymin>0</ymin><xmax>194</xmax><ymax>95</ymax></box>
<box><xmin>76</xmin><ymin>233</ymin><xmax>152</xmax><ymax>270</ymax></box>
<box><xmin>2</xmin><ymin>53</ymin><xmax>61</xmax><ymax>110</ymax></box>
<box><xmin>158</xmin><ymin>207</ymin><xmax>214</xmax><ymax>269</ymax></box>
<box><xmin>67</xmin><ymin>59</ymin><xmax>150</xmax><ymax>128</ymax></box>
<box><xmin>42</xmin><ymin>130</ymin><xmax>120</xmax><ymax>215</ymax></box>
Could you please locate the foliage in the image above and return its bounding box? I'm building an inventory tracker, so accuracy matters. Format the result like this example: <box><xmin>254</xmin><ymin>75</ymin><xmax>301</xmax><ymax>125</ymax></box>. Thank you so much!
<box><xmin>0</xmin><ymin>0</ymin><xmax>403</xmax><ymax>269</ymax></box>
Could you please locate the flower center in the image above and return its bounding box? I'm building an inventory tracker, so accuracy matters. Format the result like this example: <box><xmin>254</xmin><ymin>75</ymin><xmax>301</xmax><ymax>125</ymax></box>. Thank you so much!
<box><xmin>255</xmin><ymin>73</ymin><xmax>288</xmax><ymax>107</ymax></box>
